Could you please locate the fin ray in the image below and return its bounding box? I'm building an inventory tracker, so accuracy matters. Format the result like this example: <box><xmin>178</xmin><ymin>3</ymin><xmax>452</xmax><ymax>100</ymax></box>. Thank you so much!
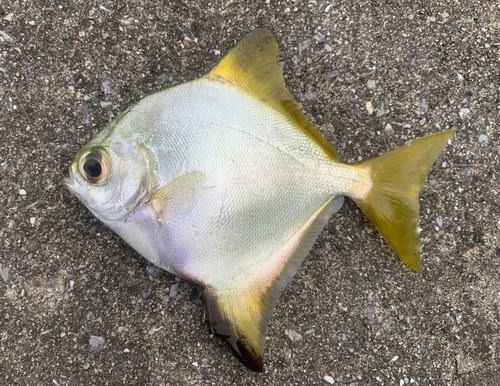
<box><xmin>147</xmin><ymin>172</ymin><xmax>206</xmax><ymax>223</ymax></box>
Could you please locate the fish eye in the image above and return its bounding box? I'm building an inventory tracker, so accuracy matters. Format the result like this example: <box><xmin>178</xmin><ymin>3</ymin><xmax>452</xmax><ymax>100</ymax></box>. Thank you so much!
<box><xmin>78</xmin><ymin>150</ymin><xmax>110</xmax><ymax>183</ymax></box>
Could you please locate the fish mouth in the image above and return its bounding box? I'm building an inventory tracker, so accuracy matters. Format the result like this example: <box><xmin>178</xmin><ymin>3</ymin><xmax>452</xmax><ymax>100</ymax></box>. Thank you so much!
<box><xmin>61</xmin><ymin>163</ymin><xmax>80</xmax><ymax>193</ymax></box>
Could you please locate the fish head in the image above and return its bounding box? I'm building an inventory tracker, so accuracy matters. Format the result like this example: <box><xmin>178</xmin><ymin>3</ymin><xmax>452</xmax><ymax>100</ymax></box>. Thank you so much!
<box><xmin>63</xmin><ymin>134</ymin><xmax>153</xmax><ymax>221</ymax></box>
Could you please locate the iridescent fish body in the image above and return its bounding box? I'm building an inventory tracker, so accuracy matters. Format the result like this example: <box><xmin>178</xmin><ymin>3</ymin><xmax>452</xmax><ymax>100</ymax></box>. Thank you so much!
<box><xmin>64</xmin><ymin>30</ymin><xmax>454</xmax><ymax>371</ymax></box>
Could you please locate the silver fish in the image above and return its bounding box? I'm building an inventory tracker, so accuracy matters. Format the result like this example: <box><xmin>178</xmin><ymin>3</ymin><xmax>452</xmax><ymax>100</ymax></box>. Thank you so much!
<box><xmin>64</xmin><ymin>29</ymin><xmax>454</xmax><ymax>371</ymax></box>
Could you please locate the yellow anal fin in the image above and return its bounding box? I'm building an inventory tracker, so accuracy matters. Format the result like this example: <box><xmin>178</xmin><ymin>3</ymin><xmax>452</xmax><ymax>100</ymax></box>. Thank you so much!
<box><xmin>147</xmin><ymin>172</ymin><xmax>206</xmax><ymax>223</ymax></box>
<box><xmin>355</xmin><ymin>130</ymin><xmax>455</xmax><ymax>272</ymax></box>
<box><xmin>205</xmin><ymin>29</ymin><xmax>339</xmax><ymax>160</ymax></box>
<box><xmin>202</xmin><ymin>196</ymin><xmax>343</xmax><ymax>371</ymax></box>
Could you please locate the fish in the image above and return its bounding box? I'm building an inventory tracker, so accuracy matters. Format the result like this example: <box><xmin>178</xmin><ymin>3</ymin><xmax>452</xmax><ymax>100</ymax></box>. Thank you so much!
<box><xmin>63</xmin><ymin>29</ymin><xmax>454</xmax><ymax>372</ymax></box>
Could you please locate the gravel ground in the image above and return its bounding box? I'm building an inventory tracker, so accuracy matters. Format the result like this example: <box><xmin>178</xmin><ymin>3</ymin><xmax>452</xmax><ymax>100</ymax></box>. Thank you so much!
<box><xmin>1</xmin><ymin>1</ymin><xmax>498</xmax><ymax>385</ymax></box>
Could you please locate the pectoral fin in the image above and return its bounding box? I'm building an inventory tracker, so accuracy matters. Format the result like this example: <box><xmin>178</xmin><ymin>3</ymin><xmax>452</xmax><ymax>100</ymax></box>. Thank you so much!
<box><xmin>201</xmin><ymin>196</ymin><xmax>343</xmax><ymax>371</ymax></box>
<box><xmin>147</xmin><ymin>172</ymin><xmax>206</xmax><ymax>223</ymax></box>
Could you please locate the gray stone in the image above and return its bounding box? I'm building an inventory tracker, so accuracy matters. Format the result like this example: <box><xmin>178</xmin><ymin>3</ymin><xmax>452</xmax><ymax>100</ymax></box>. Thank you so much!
<box><xmin>420</xmin><ymin>98</ymin><xmax>428</xmax><ymax>113</ymax></box>
<box><xmin>89</xmin><ymin>335</ymin><xmax>106</xmax><ymax>351</ymax></box>
<box><xmin>169</xmin><ymin>283</ymin><xmax>178</xmax><ymax>297</ymax></box>
<box><xmin>0</xmin><ymin>264</ymin><xmax>9</xmax><ymax>282</ymax></box>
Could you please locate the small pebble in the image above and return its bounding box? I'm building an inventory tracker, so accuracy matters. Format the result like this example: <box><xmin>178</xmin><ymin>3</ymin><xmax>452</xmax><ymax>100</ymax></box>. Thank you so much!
<box><xmin>436</xmin><ymin>216</ymin><xmax>443</xmax><ymax>227</ymax></box>
<box><xmin>19</xmin><ymin>189</ymin><xmax>27</xmax><ymax>195</ymax></box>
<box><xmin>89</xmin><ymin>335</ymin><xmax>106</xmax><ymax>351</ymax></box>
<box><xmin>420</xmin><ymin>98</ymin><xmax>428</xmax><ymax>113</ymax></box>
<box><xmin>324</xmin><ymin>44</ymin><xmax>333</xmax><ymax>52</ymax></box>
<box><xmin>313</xmin><ymin>32</ymin><xmax>325</xmax><ymax>42</ymax></box>
<box><xmin>0</xmin><ymin>31</ymin><xmax>14</xmax><ymax>43</ymax></box>
<box><xmin>83</xmin><ymin>363</ymin><xmax>90</xmax><ymax>369</ymax></box>
<box><xmin>74</xmin><ymin>248</ymin><xmax>82</xmax><ymax>259</ymax></box>
<box><xmin>365</xmin><ymin>101</ymin><xmax>374</xmax><ymax>115</ymax></box>
<box><xmin>142</xmin><ymin>284</ymin><xmax>153</xmax><ymax>300</ymax></box>
<box><xmin>169</xmin><ymin>283</ymin><xmax>178</xmax><ymax>297</ymax></box>
<box><xmin>285</xmin><ymin>329</ymin><xmax>302</xmax><ymax>342</ymax></box>
<box><xmin>101</xmin><ymin>79</ymin><xmax>114</xmax><ymax>94</ymax></box>
<box><xmin>384</xmin><ymin>124</ymin><xmax>394</xmax><ymax>136</ymax></box>
<box><xmin>367</xmin><ymin>80</ymin><xmax>376</xmax><ymax>89</ymax></box>
<box><xmin>298</xmin><ymin>40</ymin><xmax>309</xmax><ymax>52</ymax></box>
<box><xmin>0</xmin><ymin>263</ymin><xmax>9</xmax><ymax>282</ymax></box>
<box><xmin>100</xmin><ymin>101</ymin><xmax>112</xmax><ymax>108</ymax></box>
<box><xmin>146</xmin><ymin>264</ymin><xmax>164</xmax><ymax>277</ymax></box>
<box><xmin>459</xmin><ymin>108</ymin><xmax>470</xmax><ymax>119</ymax></box>
<box><xmin>304</xmin><ymin>91</ymin><xmax>314</xmax><ymax>101</ymax></box>
<box><xmin>324</xmin><ymin>375</ymin><xmax>334</xmax><ymax>384</ymax></box>
<box><xmin>478</xmin><ymin>134</ymin><xmax>488</xmax><ymax>144</ymax></box>
<box><xmin>30</xmin><ymin>217</ymin><xmax>36</xmax><ymax>224</ymax></box>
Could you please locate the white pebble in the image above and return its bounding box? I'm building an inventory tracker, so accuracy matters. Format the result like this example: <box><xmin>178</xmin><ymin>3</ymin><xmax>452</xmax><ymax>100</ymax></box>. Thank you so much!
<box><xmin>192</xmin><ymin>361</ymin><xmax>198</xmax><ymax>367</ymax></box>
<box><xmin>367</xmin><ymin>79</ymin><xmax>376</xmax><ymax>89</ymax></box>
<box><xmin>0</xmin><ymin>31</ymin><xmax>13</xmax><ymax>43</ymax></box>
<box><xmin>214</xmin><ymin>50</ymin><xmax>220</xmax><ymax>55</ymax></box>
<box><xmin>436</xmin><ymin>216</ymin><xmax>443</xmax><ymax>227</ymax></box>
<box><xmin>365</xmin><ymin>101</ymin><xmax>374</xmax><ymax>115</ymax></box>
<box><xmin>459</xmin><ymin>108</ymin><xmax>470</xmax><ymax>120</ymax></box>
<box><xmin>441</xmin><ymin>161</ymin><xmax>447</xmax><ymax>168</ymax></box>
<box><xmin>19</xmin><ymin>189</ymin><xmax>27</xmax><ymax>195</ymax></box>
<box><xmin>30</xmin><ymin>217</ymin><xmax>36</xmax><ymax>224</ymax></box>
<box><xmin>324</xmin><ymin>375</ymin><xmax>334</xmax><ymax>384</ymax></box>
<box><xmin>478</xmin><ymin>134</ymin><xmax>488</xmax><ymax>144</ymax></box>
<box><xmin>284</xmin><ymin>329</ymin><xmax>302</xmax><ymax>342</ymax></box>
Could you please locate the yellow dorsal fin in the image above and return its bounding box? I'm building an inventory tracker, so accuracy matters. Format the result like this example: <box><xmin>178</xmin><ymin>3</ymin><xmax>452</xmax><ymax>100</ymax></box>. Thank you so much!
<box><xmin>205</xmin><ymin>29</ymin><xmax>339</xmax><ymax>160</ymax></box>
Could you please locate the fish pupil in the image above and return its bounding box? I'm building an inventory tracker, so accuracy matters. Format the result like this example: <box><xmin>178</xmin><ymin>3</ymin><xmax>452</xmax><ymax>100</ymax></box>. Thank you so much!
<box><xmin>84</xmin><ymin>158</ymin><xmax>102</xmax><ymax>178</ymax></box>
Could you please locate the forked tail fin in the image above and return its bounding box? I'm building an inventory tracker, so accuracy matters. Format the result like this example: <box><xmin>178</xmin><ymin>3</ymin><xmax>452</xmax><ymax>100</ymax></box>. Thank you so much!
<box><xmin>355</xmin><ymin>130</ymin><xmax>455</xmax><ymax>272</ymax></box>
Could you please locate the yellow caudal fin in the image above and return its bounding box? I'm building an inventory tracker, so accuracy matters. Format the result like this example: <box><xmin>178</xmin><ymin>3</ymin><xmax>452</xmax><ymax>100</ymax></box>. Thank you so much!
<box><xmin>356</xmin><ymin>130</ymin><xmax>455</xmax><ymax>272</ymax></box>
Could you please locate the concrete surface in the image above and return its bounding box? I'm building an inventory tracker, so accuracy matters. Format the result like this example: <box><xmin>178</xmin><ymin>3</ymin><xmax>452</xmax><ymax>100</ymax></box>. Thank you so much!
<box><xmin>1</xmin><ymin>1</ymin><xmax>498</xmax><ymax>385</ymax></box>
